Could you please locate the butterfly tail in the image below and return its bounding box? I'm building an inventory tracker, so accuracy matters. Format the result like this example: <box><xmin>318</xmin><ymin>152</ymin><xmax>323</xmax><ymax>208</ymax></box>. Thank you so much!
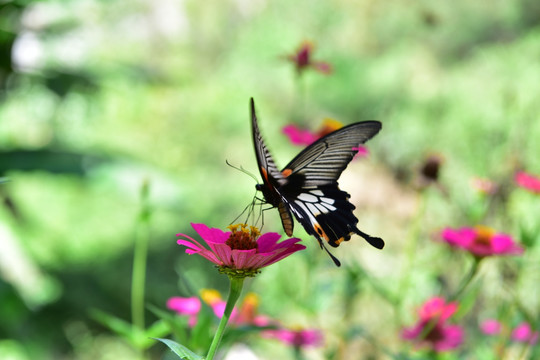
<box><xmin>353</xmin><ymin>228</ymin><xmax>385</xmax><ymax>249</ymax></box>
<box><xmin>314</xmin><ymin>236</ymin><xmax>341</xmax><ymax>267</ymax></box>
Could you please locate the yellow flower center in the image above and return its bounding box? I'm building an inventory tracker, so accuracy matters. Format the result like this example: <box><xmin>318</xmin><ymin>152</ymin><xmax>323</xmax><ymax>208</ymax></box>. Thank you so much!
<box><xmin>226</xmin><ymin>224</ymin><xmax>260</xmax><ymax>251</ymax></box>
<box><xmin>474</xmin><ymin>225</ymin><xmax>495</xmax><ymax>245</ymax></box>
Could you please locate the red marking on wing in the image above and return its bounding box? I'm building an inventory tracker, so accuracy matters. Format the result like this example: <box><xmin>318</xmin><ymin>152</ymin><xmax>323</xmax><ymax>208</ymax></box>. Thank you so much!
<box><xmin>282</xmin><ymin>168</ymin><xmax>292</xmax><ymax>177</ymax></box>
<box><xmin>260</xmin><ymin>167</ymin><xmax>273</xmax><ymax>189</ymax></box>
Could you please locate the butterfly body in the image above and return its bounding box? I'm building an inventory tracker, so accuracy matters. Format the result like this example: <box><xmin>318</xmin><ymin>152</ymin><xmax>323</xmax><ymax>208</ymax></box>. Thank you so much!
<box><xmin>250</xmin><ymin>98</ymin><xmax>383</xmax><ymax>265</ymax></box>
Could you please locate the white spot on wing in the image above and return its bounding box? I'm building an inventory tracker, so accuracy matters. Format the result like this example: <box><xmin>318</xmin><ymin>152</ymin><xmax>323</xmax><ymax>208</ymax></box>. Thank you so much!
<box><xmin>297</xmin><ymin>193</ymin><xmax>318</xmax><ymax>203</ymax></box>
<box><xmin>322</xmin><ymin>203</ymin><xmax>337</xmax><ymax>211</ymax></box>
<box><xmin>294</xmin><ymin>200</ymin><xmax>318</xmax><ymax>224</ymax></box>
<box><xmin>315</xmin><ymin>203</ymin><xmax>329</xmax><ymax>213</ymax></box>
<box><xmin>320</xmin><ymin>197</ymin><xmax>335</xmax><ymax>205</ymax></box>
<box><xmin>306</xmin><ymin>203</ymin><xmax>321</xmax><ymax>216</ymax></box>
<box><xmin>310</xmin><ymin>190</ymin><xmax>324</xmax><ymax>196</ymax></box>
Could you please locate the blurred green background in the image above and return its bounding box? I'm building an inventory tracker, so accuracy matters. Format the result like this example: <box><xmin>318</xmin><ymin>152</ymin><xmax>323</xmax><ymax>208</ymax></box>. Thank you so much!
<box><xmin>1</xmin><ymin>0</ymin><xmax>540</xmax><ymax>359</ymax></box>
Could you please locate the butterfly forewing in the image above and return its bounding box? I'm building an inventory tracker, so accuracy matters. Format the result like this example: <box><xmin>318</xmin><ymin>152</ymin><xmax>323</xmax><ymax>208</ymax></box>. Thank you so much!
<box><xmin>251</xmin><ymin>98</ymin><xmax>294</xmax><ymax>234</ymax></box>
<box><xmin>251</xmin><ymin>98</ymin><xmax>285</xmax><ymax>188</ymax></box>
<box><xmin>283</xmin><ymin>121</ymin><xmax>382</xmax><ymax>187</ymax></box>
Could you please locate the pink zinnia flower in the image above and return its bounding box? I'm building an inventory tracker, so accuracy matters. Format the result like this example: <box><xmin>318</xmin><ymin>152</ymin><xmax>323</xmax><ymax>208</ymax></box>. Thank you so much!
<box><xmin>264</xmin><ymin>327</ymin><xmax>324</xmax><ymax>348</ymax></box>
<box><xmin>285</xmin><ymin>41</ymin><xmax>332</xmax><ymax>75</ymax></box>
<box><xmin>512</xmin><ymin>322</ymin><xmax>539</xmax><ymax>345</ymax></box>
<box><xmin>402</xmin><ymin>297</ymin><xmax>464</xmax><ymax>352</ymax></box>
<box><xmin>177</xmin><ymin>223</ymin><xmax>305</xmax><ymax>277</ymax></box>
<box><xmin>167</xmin><ymin>296</ymin><xmax>201</xmax><ymax>327</ymax></box>
<box><xmin>440</xmin><ymin>226</ymin><xmax>524</xmax><ymax>258</ymax></box>
<box><xmin>515</xmin><ymin>171</ymin><xmax>540</xmax><ymax>194</ymax></box>
<box><xmin>480</xmin><ymin>319</ymin><xmax>502</xmax><ymax>335</ymax></box>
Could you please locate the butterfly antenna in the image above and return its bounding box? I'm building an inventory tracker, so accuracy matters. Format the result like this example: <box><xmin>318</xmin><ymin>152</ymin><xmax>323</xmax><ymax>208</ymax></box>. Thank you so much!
<box><xmin>354</xmin><ymin>228</ymin><xmax>385</xmax><ymax>250</ymax></box>
<box><xmin>225</xmin><ymin>160</ymin><xmax>259</xmax><ymax>183</ymax></box>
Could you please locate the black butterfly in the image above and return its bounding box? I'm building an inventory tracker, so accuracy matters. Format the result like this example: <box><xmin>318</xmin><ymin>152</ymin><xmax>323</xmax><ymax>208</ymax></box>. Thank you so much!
<box><xmin>250</xmin><ymin>98</ymin><xmax>384</xmax><ymax>266</ymax></box>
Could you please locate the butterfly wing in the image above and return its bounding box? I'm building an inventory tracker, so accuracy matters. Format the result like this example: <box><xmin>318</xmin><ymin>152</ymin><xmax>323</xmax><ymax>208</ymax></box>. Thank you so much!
<box><xmin>279</xmin><ymin>122</ymin><xmax>384</xmax><ymax>250</ymax></box>
<box><xmin>251</xmin><ymin>98</ymin><xmax>294</xmax><ymax>236</ymax></box>
<box><xmin>282</xmin><ymin>121</ymin><xmax>382</xmax><ymax>187</ymax></box>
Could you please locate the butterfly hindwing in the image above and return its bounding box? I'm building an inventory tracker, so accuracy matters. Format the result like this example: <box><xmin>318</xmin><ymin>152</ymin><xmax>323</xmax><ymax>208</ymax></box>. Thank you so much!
<box><xmin>285</xmin><ymin>186</ymin><xmax>357</xmax><ymax>247</ymax></box>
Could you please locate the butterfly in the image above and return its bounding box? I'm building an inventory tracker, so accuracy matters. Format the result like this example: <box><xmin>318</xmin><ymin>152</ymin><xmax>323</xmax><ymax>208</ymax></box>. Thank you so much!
<box><xmin>250</xmin><ymin>98</ymin><xmax>384</xmax><ymax>266</ymax></box>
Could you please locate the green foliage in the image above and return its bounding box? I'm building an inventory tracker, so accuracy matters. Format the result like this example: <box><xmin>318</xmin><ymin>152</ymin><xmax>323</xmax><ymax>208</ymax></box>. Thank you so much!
<box><xmin>154</xmin><ymin>338</ymin><xmax>203</xmax><ymax>360</ymax></box>
<box><xmin>1</xmin><ymin>0</ymin><xmax>540</xmax><ymax>359</ymax></box>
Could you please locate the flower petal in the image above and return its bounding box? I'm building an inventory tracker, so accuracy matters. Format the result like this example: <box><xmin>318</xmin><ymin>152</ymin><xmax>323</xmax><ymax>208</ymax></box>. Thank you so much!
<box><xmin>191</xmin><ymin>223</ymin><xmax>230</xmax><ymax>244</ymax></box>
<box><xmin>206</xmin><ymin>242</ymin><xmax>233</xmax><ymax>266</ymax></box>
<box><xmin>230</xmin><ymin>249</ymin><xmax>258</xmax><ymax>268</ymax></box>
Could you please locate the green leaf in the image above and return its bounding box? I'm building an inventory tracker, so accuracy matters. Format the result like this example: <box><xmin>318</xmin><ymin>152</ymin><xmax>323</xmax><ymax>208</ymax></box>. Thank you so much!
<box><xmin>154</xmin><ymin>338</ymin><xmax>204</xmax><ymax>360</ymax></box>
<box><xmin>147</xmin><ymin>304</ymin><xmax>188</xmax><ymax>345</ymax></box>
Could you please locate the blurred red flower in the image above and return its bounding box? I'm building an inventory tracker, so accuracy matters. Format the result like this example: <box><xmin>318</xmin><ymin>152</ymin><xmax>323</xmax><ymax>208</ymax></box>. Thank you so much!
<box><xmin>402</xmin><ymin>297</ymin><xmax>464</xmax><ymax>352</ymax></box>
<box><xmin>286</xmin><ymin>41</ymin><xmax>332</xmax><ymax>75</ymax></box>
<box><xmin>515</xmin><ymin>171</ymin><xmax>540</xmax><ymax>194</ymax></box>
<box><xmin>440</xmin><ymin>225</ymin><xmax>524</xmax><ymax>258</ymax></box>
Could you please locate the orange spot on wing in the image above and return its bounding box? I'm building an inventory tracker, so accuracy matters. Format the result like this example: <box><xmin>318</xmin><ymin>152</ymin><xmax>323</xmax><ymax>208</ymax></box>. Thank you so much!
<box><xmin>282</xmin><ymin>168</ymin><xmax>292</xmax><ymax>177</ymax></box>
<box><xmin>260</xmin><ymin>167</ymin><xmax>272</xmax><ymax>188</ymax></box>
<box><xmin>313</xmin><ymin>223</ymin><xmax>330</xmax><ymax>242</ymax></box>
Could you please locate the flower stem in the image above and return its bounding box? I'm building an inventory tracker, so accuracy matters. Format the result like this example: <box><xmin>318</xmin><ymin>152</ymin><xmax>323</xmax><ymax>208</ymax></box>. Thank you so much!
<box><xmin>131</xmin><ymin>179</ymin><xmax>151</xmax><ymax>331</ymax></box>
<box><xmin>206</xmin><ymin>276</ymin><xmax>245</xmax><ymax>360</ymax></box>
<box><xmin>450</xmin><ymin>257</ymin><xmax>482</xmax><ymax>301</ymax></box>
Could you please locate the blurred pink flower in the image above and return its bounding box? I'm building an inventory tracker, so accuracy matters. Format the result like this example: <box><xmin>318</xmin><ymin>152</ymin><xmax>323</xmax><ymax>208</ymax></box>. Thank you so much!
<box><xmin>471</xmin><ymin>177</ymin><xmax>498</xmax><ymax>195</ymax></box>
<box><xmin>286</xmin><ymin>41</ymin><xmax>332</xmax><ymax>75</ymax></box>
<box><xmin>352</xmin><ymin>145</ymin><xmax>369</xmax><ymax>158</ymax></box>
<box><xmin>515</xmin><ymin>171</ymin><xmax>540</xmax><ymax>194</ymax></box>
<box><xmin>480</xmin><ymin>319</ymin><xmax>502</xmax><ymax>335</ymax></box>
<box><xmin>481</xmin><ymin>320</ymin><xmax>539</xmax><ymax>345</ymax></box>
<box><xmin>512</xmin><ymin>322</ymin><xmax>539</xmax><ymax>345</ymax></box>
<box><xmin>200</xmin><ymin>289</ymin><xmax>269</xmax><ymax>327</ymax></box>
<box><xmin>440</xmin><ymin>225</ymin><xmax>524</xmax><ymax>258</ymax></box>
<box><xmin>402</xmin><ymin>297</ymin><xmax>464</xmax><ymax>352</ymax></box>
<box><xmin>282</xmin><ymin>118</ymin><xmax>343</xmax><ymax>146</ymax></box>
<box><xmin>167</xmin><ymin>296</ymin><xmax>201</xmax><ymax>327</ymax></box>
<box><xmin>282</xmin><ymin>119</ymin><xmax>369</xmax><ymax>158</ymax></box>
<box><xmin>264</xmin><ymin>327</ymin><xmax>324</xmax><ymax>348</ymax></box>
<box><xmin>177</xmin><ymin>223</ymin><xmax>305</xmax><ymax>276</ymax></box>
<box><xmin>282</xmin><ymin>124</ymin><xmax>320</xmax><ymax>145</ymax></box>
